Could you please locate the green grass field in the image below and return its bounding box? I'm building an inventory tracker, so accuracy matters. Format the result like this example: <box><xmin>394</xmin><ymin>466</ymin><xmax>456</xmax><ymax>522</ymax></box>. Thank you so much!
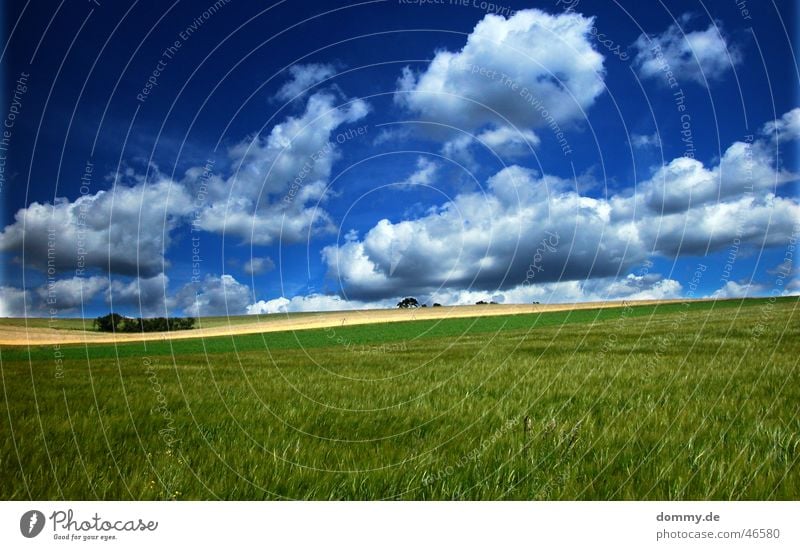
<box><xmin>1</xmin><ymin>297</ymin><xmax>798</xmax><ymax>500</ymax></box>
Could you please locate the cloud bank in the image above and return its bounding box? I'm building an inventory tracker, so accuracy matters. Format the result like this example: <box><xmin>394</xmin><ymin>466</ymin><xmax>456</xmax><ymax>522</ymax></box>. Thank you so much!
<box><xmin>321</xmin><ymin>115</ymin><xmax>799</xmax><ymax>305</ymax></box>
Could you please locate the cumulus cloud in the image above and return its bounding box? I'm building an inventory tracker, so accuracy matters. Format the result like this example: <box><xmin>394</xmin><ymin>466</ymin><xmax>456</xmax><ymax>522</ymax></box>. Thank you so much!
<box><xmin>321</xmin><ymin>111</ymin><xmax>800</xmax><ymax>302</ymax></box>
<box><xmin>0</xmin><ymin>286</ymin><xmax>29</xmax><ymax>317</ymax></box>
<box><xmin>0</xmin><ymin>83</ymin><xmax>372</xmax><ymax>319</ymax></box>
<box><xmin>323</xmin><ymin>165</ymin><xmax>641</xmax><ymax>301</ymax></box>
<box><xmin>640</xmin><ymin>193</ymin><xmax>798</xmax><ymax>256</ymax></box>
<box><xmin>633</xmin><ymin>17</ymin><xmax>741</xmax><ymax>85</ymax></box>
<box><xmin>193</xmin><ymin>91</ymin><xmax>370</xmax><ymax>244</ymax></box>
<box><xmin>246</xmin><ymin>293</ymin><xmax>390</xmax><ymax>314</ymax></box>
<box><xmin>396</xmin><ymin>9</ymin><xmax>605</xmax><ymax>132</ymax></box>
<box><xmin>443</xmin><ymin>126</ymin><xmax>540</xmax><ymax>165</ymax></box>
<box><xmin>390</xmin><ymin>157</ymin><xmax>439</xmax><ymax>189</ymax></box>
<box><xmin>584</xmin><ymin>274</ymin><xmax>683</xmax><ymax>301</ymax></box>
<box><xmin>762</xmin><ymin>108</ymin><xmax>800</xmax><ymax>141</ymax></box>
<box><xmin>176</xmin><ymin>274</ymin><xmax>252</xmax><ymax>316</ymax></box>
<box><xmin>275</xmin><ymin>63</ymin><xmax>337</xmax><ymax>102</ymax></box>
<box><xmin>476</xmin><ymin>126</ymin><xmax>539</xmax><ymax>157</ymax></box>
<box><xmin>0</xmin><ymin>86</ymin><xmax>368</xmax><ymax>280</ymax></box>
<box><xmin>710</xmin><ymin>280</ymin><xmax>767</xmax><ymax>299</ymax></box>
<box><xmin>640</xmin><ymin>138</ymin><xmax>795</xmax><ymax>215</ymax></box>
<box><xmin>1</xmin><ymin>276</ymin><xmax>109</xmax><ymax>316</ymax></box>
<box><xmin>37</xmin><ymin>276</ymin><xmax>108</xmax><ymax>311</ymax></box>
<box><xmin>243</xmin><ymin>256</ymin><xmax>275</xmax><ymax>275</ymax></box>
<box><xmin>107</xmin><ymin>273</ymin><xmax>172</xmax><ymax>317</ymax></box>
<box><xmin>0</xmin><ymin>177</ymin><xmax>193</xmax><ymax>277</ymax></box>
<box><xmin>425</xmin><ymin>273</ymin><xmax>683</xmax><ymax>306</ymax></box>
<box><xmin>4</xmin><ymin>271</ymin><xmax>265</xmax><ymax>318</ymax></box>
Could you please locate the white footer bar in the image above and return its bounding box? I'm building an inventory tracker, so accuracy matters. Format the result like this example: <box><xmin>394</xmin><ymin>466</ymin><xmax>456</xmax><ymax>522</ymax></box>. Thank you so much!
<box><xmin>2</xmin><ymin>501</ymin><xmax>797</xmax><ymax>549</ymax></box>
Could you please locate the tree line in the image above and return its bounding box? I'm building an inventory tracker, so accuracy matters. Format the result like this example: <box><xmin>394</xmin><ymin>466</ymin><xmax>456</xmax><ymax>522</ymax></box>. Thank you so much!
<box><xmin>94</xmin><ymin>313</ymin><xmax>196</xmax><ymax>333</ymax></box>
<box><xmin>398</xmin><ymin>297</ymin><xmax>507</xmax><ymax>308</ymax></box>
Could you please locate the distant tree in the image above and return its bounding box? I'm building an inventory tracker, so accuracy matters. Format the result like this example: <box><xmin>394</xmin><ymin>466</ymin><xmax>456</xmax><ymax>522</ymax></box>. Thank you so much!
<box><xmin>120</xmin><ymin>317</ymin><xmax>139</xmax><ymax>332</ymax></box>
<box><xmin>94</xmin><ymin>313</ymin><xmax>126</xmax><ymax>332</ymax></box>
<box><xmin>421</xmin><ymin>304</ymin><xmax>427</xmax><ymax>308</ymax></box>
<box><xmin>169</xmin><ymin>317</ymin><xmax>196</xmax><ymax>330</ymax></box>
<box><xmin>475</xmin><ymin>300</ymin><xmax>489</xmax><ymax>305</ymax></box>
<box><xmin>94</xmin><ymin>313</ymin><xmax>196</xmax><ymax>333</ymax></box>
<box><xmin>432</xmin><ymin>303</ymin><xmax>442</xmax><ymax>307</ymax></box>
<box><xmin>397</xmin><ymin>297</ymin><xmax>420</xmax><ymax>309</ymax></box>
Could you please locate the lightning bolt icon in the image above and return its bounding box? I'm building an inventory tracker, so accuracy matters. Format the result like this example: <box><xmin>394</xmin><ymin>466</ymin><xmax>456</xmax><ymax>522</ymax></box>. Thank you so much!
<box><xmin>28</xmin><ymin>512</ymin><xmax>38</xmax><ymax>534</ymax></box>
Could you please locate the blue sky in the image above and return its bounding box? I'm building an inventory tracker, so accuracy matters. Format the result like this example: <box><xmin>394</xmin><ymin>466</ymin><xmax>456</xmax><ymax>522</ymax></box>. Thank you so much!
<box><xmin>0</xmin><ymin>0</ymin><xmax>798</xmax><ymax>317</ymax></box>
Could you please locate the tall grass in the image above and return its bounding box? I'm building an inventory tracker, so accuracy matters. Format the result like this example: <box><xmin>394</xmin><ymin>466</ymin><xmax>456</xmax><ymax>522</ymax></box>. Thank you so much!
<box><xmin>1</xmin><ymin>298</ymin><xmax>797</xmax><ymax>500</ymax></box>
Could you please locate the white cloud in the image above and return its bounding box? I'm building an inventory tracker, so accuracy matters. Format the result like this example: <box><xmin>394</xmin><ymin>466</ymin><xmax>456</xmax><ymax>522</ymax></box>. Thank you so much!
<box><xmin>275</xmin><ymin>63</ymin><xmax>336</xmax><ymax>102</ymax></box>
<box><xmin>37</xmin><ymin>276</ymin><xmax>108</xmax><ymax>311</ymax></box>
<box><xmin>3</xmin><ymin>276</ymin><xmax>118</xmax><ymax>316</ymax></box>
<box><xmin>477</xmin><ymin>126</ymin><xmax>539</xmax><ymax>156</ymax></box>
<box><xmin>246</xmin><ymin>293</ymin><xmax>391</xmax><ymax>314</ymax></box>
<box><xmin>247</xmin><ymin>297</ymin><xmax>290</xmax><ymax>314</ymax></box>
<box><xmin>390</xmin><ymin>157</ymin><xmax>439</xmax><ymax>189</ymax></box>
<box><xmin>176</xmin><ymin>274</ymin><xmax>252</xmax><ymax>316</ymax></box>
<box><xmin>441</xmin><ymin>134</ymin><xmax>480</xmax><ymax>170</ymax></box>
<box><xmin>0</xmin><ymin>286</ymin><xmax>29</xmax><ymax>317</ymax></box>
<box><xmin>194</xmin><ymin>92</ymin><xmax>370</xmax><ymax>244</ymax></box>
<box><xmin>321</xmin><ymin>111</ymin><xmax>800</xmax><ymax>302</ymax></box>
<box><xmin>640</xmin><ymin>138</ymin><xmax>795</xmax><ymax>215</ymax></box>
<box><xmin>0</xmin><ymin>177</ymin><xmax>193</xmax><ymax>277</ymax></box>
<box><xmin>595</xmin><ymin>275</ymin><xmax>683</xmax><ymax>301</ymax></box>
<box><xmin>640</xmin><ymin>193</ymin><xmax>798</xmax><ymax>256</ymax></box>
<box><xmin>396</xmin><ymin>9</ymin><xmax>605</xmax><ymax>132</ymax></box>
<box><xmin>443</xmin><ymin>126</ymin><xmax>540</xmax><ymax>165</ymax></box>
<box><xmin>630</xmin><ymin>132</ymin><xmax>660</xmax><ymax>149</ymax></box>
<box><xmin>107</xmin><ymin>273</ymin><xmax>172</xmax><ymax>317</ymax></box>
<box><xmin>322</xmin><ymin>164</ymin><xmax>641</xmax><ymax>301</ymax></box>
<box><xmin>762</xmin><ymin>108</ymin><xmax>800</xmax><ymax>141</ymax></box>
<box><xmin>633</xmin><ymin>17</ymin><xmax>741</xmax><ymax>85</ymax></box>
<box><xmin>0</xmin><ymin>88</ymin><xmax>372</xmax><ymax>319</ymax></box>
<box><xmin>426</xmin><ymin>274</ymin><xmax>683</xmax><ymax>306</ymax></box>
<box><xmin>710</xmin><ymin>280</ymin><xmax>767</xmax><ymax>299</ymax></box>
<box><xmin>254</xmin><ymin>271</ymin><xmax>683</xmax><ymax>311</ymax></box>
<box><xmin>373</xmin><ymin>126</ymin><xmax>411</xmax><ymax>146</ymax></box>
<box><xmin>0</xmin><ymin>89</ymin><xmax>370</xmax><ymax>280</ymax></box>
<box><xmin>243</xmin><ymin>256</ymin><xmax>275</xmax><ymax>275</ymax></box>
